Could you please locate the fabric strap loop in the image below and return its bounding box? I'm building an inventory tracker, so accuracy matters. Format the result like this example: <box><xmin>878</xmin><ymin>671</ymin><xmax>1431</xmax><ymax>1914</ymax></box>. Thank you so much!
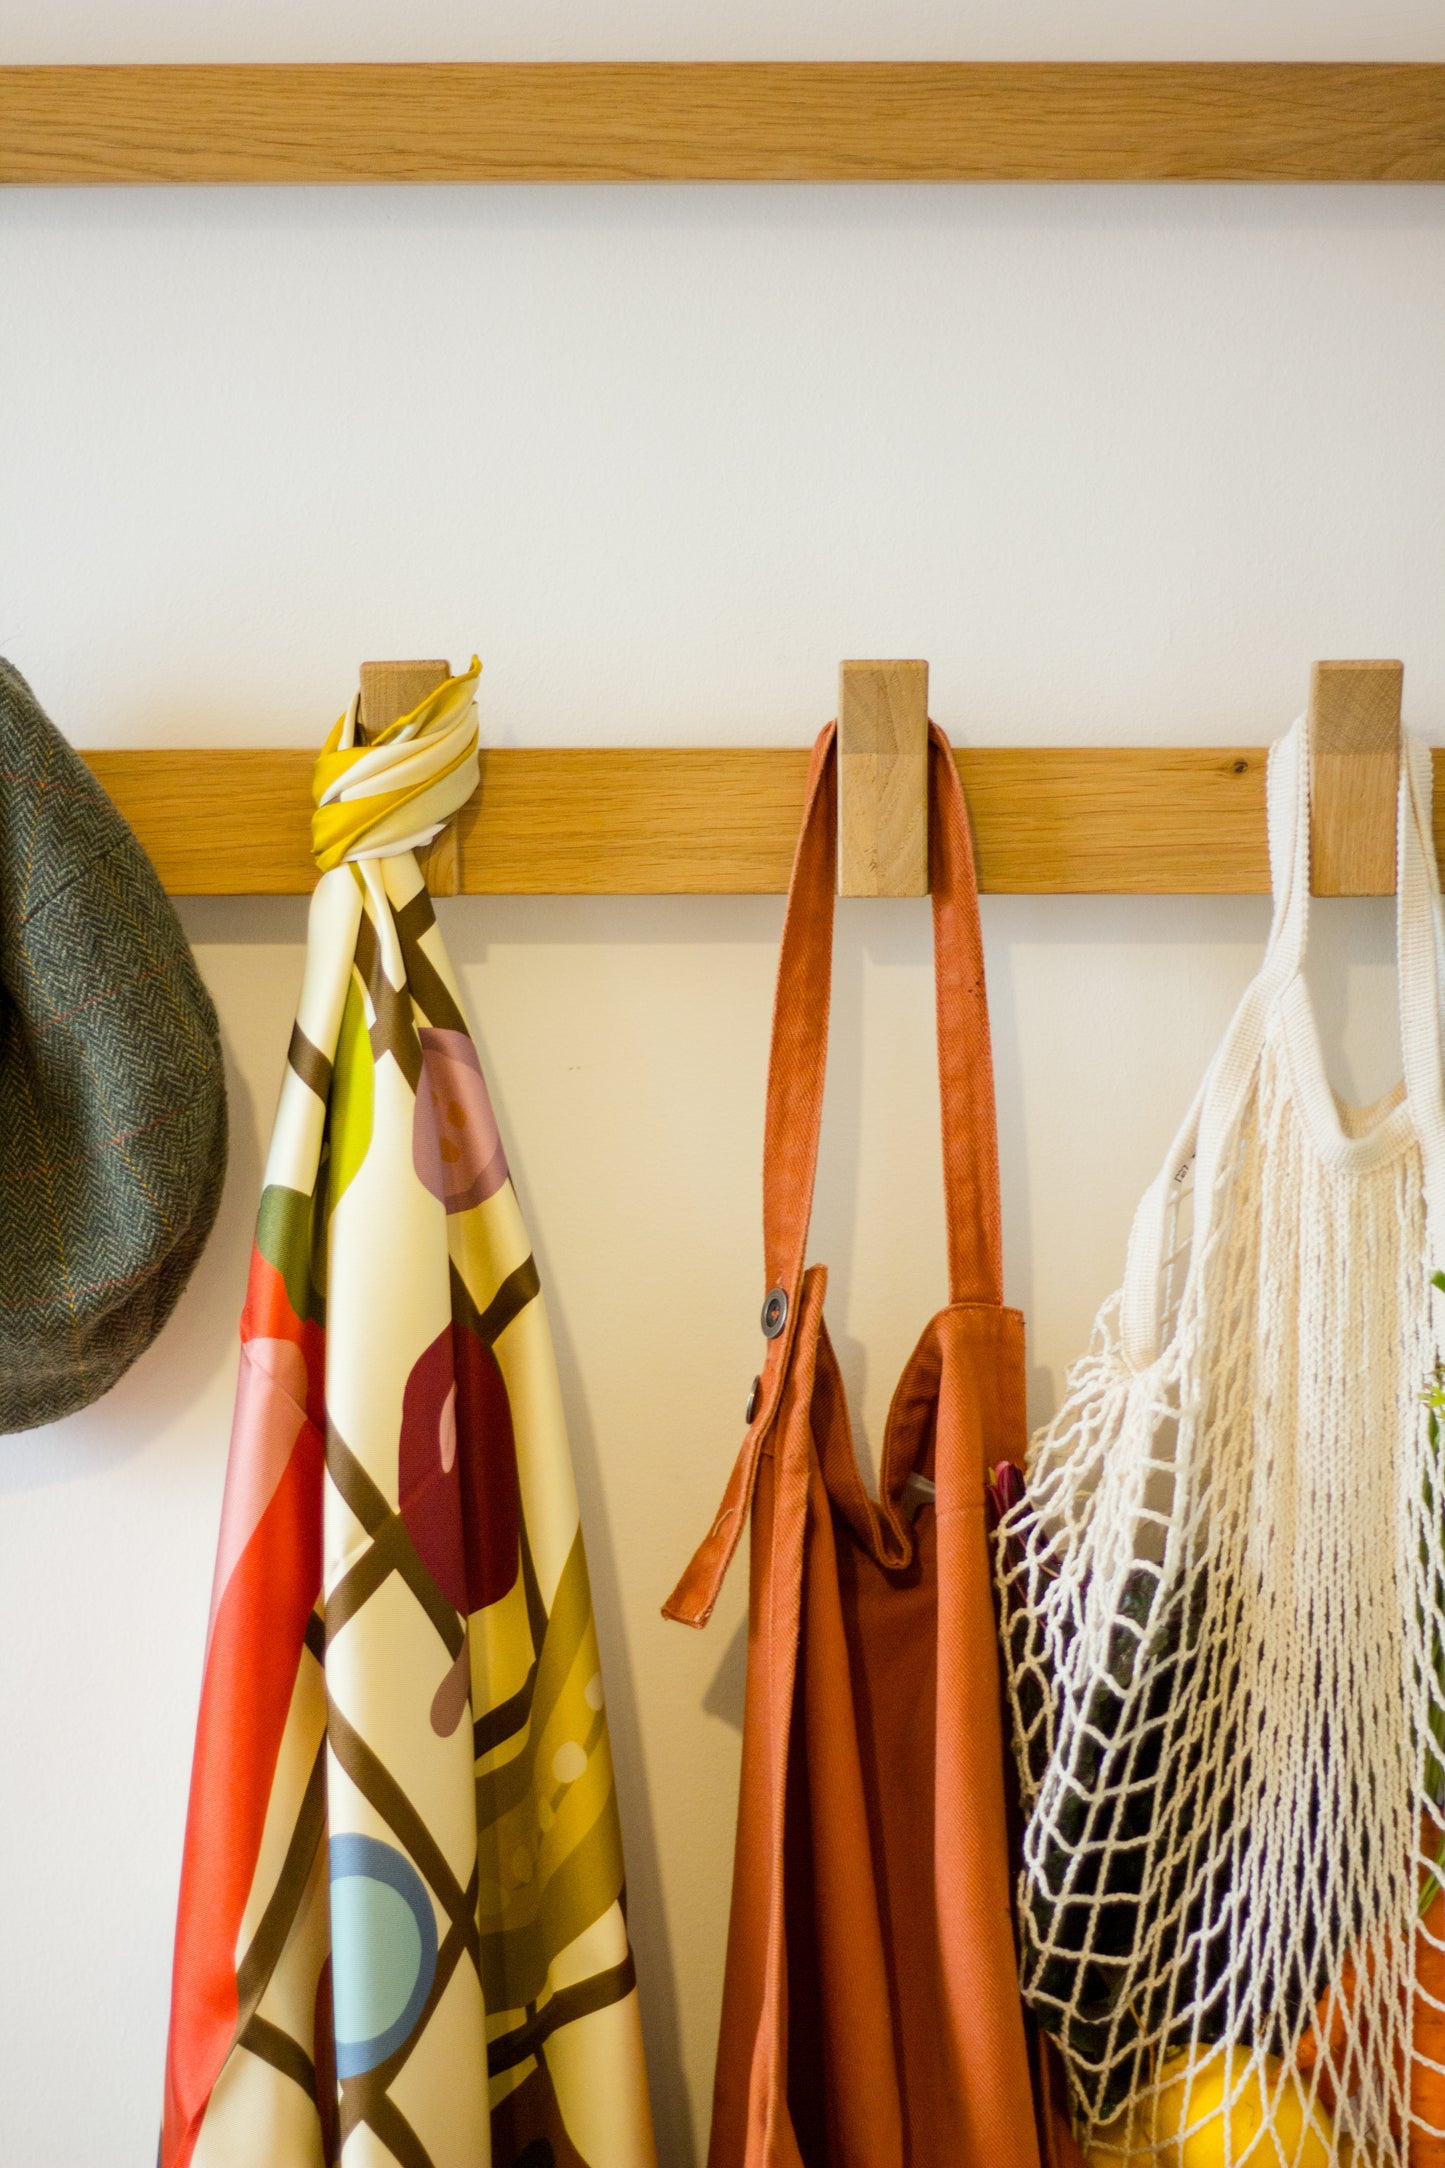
<box><xmin>664</xmin><ymin>717</ymin><xmax>1005</xmax><ymax>1631</ymax></box>
<box><xmin>762</xmin><ymin>721</ymin><xmax>1004</xmax><ymax>1314</ymax></box>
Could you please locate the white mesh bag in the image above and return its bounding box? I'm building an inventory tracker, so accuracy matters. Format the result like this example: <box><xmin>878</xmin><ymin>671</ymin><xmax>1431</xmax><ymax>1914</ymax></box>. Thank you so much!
<box><xmin>998</xmin><ymin>715</ymin><xmax>1445</xmax><ymax>2166</ymax></box>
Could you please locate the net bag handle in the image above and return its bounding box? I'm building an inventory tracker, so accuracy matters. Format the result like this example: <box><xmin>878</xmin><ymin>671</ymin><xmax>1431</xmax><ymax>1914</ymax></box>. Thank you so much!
<box><xmin>1120</xmin><ymin>714</ymin><xmax>1445</xmax><ymax>1369</ymax></box>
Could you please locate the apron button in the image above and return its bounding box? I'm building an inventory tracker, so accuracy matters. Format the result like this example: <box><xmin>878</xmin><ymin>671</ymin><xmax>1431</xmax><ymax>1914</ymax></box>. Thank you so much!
<box><xmin>761</xmin><ymin>1287</ymin><xmax>788</xmax><ymax>1338</ymax></box>
<box><xmin>745</xmin><ymin>1374</ymin><xmax>762</xmax><ymax>1422</ymax></box>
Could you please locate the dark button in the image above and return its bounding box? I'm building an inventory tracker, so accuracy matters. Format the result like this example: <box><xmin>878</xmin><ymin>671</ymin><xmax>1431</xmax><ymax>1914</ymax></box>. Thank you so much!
<box><xmin>745</xmin><ymin>1374</ymin><xmax>762</xmax><ymax>1423</ymax></box>
<box><xmin>761</xmin><ymin>1287</ymin><xmax>788</xmax><ymax>1339</ymax></box>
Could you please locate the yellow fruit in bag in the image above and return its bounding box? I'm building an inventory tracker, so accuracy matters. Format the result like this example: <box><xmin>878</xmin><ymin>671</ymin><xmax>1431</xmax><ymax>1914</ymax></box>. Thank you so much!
<box><xmin>1083</xmin><ymin>2103</ymin><xmax>1154</xmax><ymax>2165</ymax></box>
<box><xmin>1151</xmin><ymin>2047</ymin><xmax>1333</xmax><ymax>2168</ymax></box>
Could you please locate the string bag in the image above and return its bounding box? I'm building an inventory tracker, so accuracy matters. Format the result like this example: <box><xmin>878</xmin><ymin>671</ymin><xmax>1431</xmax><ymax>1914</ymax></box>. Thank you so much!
<box><xmin>997</xmin><ymin>714</ymin><xmax>1445</xmax><ymax>2167</ymax></box>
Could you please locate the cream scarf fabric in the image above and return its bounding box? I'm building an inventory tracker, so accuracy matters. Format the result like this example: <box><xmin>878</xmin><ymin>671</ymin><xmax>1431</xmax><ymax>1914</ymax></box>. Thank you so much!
<box><xmin>163</xmin><ymin>664</ymin><xmax>656</xmax><ymax>2168</ymax></box>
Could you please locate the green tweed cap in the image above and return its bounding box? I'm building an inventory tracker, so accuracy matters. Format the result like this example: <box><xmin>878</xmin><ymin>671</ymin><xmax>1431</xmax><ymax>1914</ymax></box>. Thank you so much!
<box><xmin>0</xmin><ymin>660</ymin><xmax>228</xmax><ymax>1431</ymax></box>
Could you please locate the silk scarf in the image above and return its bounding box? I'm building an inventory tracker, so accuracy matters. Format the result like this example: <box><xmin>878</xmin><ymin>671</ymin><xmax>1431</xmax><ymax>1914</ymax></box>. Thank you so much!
<box><xmin>162</xmin><ymin>663</ymin><xmax>656</xmax><ymax>2168</ymax></box>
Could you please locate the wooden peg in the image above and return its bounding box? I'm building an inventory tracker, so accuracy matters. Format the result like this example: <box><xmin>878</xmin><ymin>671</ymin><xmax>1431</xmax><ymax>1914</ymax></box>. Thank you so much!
<box><xmin>1307</xmin><ymin>659</ymin><xmax>1403</xmax><ymax>895</ymax></box>
<box><xmin>358</xmin><ymin>657</ymin><xmax>460</xmax><ymax>894</ymax></box>
<box><xmin>837</xmin><ymin>660</ymin><xmax>930</xmax><ymax>896</ymax></box>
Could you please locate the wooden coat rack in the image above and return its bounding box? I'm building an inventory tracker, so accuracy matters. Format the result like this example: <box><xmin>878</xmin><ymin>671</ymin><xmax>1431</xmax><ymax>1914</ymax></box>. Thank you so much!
<box><xmin>1307</xmin><ymin>659</ymin><xmax>1403</xmax><ymax>896</ymax></box>
<box><xmin>78</xmin><ymin>657</ymin><xmax>1418</xmax><ymax>901</ymax></box>
<box><xmin>13</xmin><ymin>61</ymin><xmax>1435</xmax><ymax>892</ymax></box>
<box><xmin>3</xmin><ymin>63</ymin><xmax>1444</xmax><ymax>185</ymax></box>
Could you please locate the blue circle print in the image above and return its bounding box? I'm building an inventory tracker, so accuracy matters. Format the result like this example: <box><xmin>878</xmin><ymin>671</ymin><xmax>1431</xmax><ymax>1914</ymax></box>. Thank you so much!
<box><xmin>329</xmin><ymin>1832</ymin><xmax>439</xmax><ymax>2078</ymax></box>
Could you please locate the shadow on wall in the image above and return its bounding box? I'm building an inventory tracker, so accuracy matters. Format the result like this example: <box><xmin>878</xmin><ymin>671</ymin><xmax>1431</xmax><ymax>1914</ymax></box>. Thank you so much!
<box><xmin>436</xmin><ymin>892</ymin><xmax>788</xmax><ymax>2168</ymax></box>
<box><xmin>703</xmin><ymin>1614</ymin><xmax>748</xmax><ymax>1732</ymax></box>
<box><xmin>537</xmin><ymin>1279</ymin><xmax>700</xmax><ymax>2168</ymax></box>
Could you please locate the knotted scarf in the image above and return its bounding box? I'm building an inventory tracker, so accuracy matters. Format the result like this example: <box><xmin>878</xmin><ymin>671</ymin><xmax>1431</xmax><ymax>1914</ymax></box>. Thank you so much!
<box><xmin>162</xmin><ymin>661</ymin><xmax>656</xmax><ymax>2168</ymax></box>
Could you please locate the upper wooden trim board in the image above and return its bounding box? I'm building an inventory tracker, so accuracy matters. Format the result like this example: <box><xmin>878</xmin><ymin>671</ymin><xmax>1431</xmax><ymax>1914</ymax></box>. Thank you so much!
<box><xmin>5</xmin><ymin>63</ymin><xmax>1445</xmax><ymax>185</ymax></box>
<box><xmin>76</xmin><ymin>743</ymin><xmax>1445</xmax><ymax>898</ymax></box>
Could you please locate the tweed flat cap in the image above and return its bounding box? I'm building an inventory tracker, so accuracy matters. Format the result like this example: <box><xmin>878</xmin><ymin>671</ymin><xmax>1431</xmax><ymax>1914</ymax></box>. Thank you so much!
<box><xmin>0</xmin><ymin>660</ymin><xmax>227</xmax><ymax>1431</ymax></box>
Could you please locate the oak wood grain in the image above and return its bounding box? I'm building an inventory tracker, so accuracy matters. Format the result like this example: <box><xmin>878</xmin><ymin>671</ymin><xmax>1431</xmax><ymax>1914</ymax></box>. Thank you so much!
<box><xmin>357</xmin><ymin>660</ymin><xmax>450</xmax><ymax>738</ymax></box>
<box><xmin>1307</xmin><ymin>659</ymin><xmax>1403</xmax><ymax>897</ymax></box>
<box><xmin>837</xmin><ymin>661</ymin><xmax>929</xmax><ymax>897</ymax></box>
<box><xmin>5</xmin><ymin>64</ymin><xmax>1445</xmax><ymax>186</ymax></box>
<box><xmin>955</xmin><ymin>746</ymin><xmax>1273</xmax><ymax>894</ymax></box>
<box><xmin>76</xmin><ymin>741</ymin><xmax>1438</xmax><ymax>898</ymax></box>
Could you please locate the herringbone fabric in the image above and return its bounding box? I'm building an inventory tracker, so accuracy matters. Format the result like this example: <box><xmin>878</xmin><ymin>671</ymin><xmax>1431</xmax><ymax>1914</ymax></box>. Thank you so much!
<box><xmin>0</xmin><ymin>658</ymin><xmax>227</xmax><ymax>1431</ymax></box>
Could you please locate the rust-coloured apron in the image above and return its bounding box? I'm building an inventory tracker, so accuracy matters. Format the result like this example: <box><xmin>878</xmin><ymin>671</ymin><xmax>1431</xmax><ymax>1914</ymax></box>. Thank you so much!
<box><xmin>667</xmin><ymin>722</ymin><xmax>1069</xmax><ymax>2168</ymax></box>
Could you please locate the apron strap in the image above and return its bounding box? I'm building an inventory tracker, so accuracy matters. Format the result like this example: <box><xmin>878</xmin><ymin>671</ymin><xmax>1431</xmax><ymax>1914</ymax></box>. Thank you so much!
<box><xmin>762</xmin><ymin>723</ymin><xmax>1002</xmax><ymax>1311</ymax></box>
<box><xmin>759</xmin><ymin>725</ymin><xmax>840</xmax><ymax>1324</ymax></box>
<box><xmin>930</xmin><ymin>723</ymin><xmax>1006</xmax><ymax>1309</ymax></box>
<box><xmin>664</xmin><ymin>719</ymin><xmax>1002</xmax><ymax>1628</ymax></box>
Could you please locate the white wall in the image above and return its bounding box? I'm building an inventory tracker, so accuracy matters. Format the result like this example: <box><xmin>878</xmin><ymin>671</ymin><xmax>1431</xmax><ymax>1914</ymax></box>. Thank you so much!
<box><xmin>2</xmin><ymin>7</ymin><xmax>1444</xmax><ymax>2163</ymax></box>
<box><xmin>6</xmin><ymin>0</ymin><xmax>1445</xmax><ymax>62</ymax></box>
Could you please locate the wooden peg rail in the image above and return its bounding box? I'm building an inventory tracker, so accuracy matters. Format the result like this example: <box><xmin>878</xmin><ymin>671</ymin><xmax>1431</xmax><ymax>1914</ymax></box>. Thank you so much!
<box><xmin>79</xmin><ymin>687</ymin><xmax>1437</xmax><ymax>902</ymax></box>
<box><xmin>1307</xmin><ymin>659</ymin><xmax>1403</xmax><ymax>897</ymax></box>
<box><xmin>4</xmin><ymin>63</ymin><xmax>1445</xmax><ymax>186</ymax></box>
<box><xmin>837</xmin><ymin>661</ymin><xmax>930</xmax><ymax>898</ymax></box>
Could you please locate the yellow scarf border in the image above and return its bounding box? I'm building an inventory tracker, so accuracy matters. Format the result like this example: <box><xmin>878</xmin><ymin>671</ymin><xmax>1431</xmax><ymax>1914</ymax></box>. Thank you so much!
<box><xmin>311</xmin><ymin>657</ymin><xmax>481</xmax><ymax>873</ymax></box>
